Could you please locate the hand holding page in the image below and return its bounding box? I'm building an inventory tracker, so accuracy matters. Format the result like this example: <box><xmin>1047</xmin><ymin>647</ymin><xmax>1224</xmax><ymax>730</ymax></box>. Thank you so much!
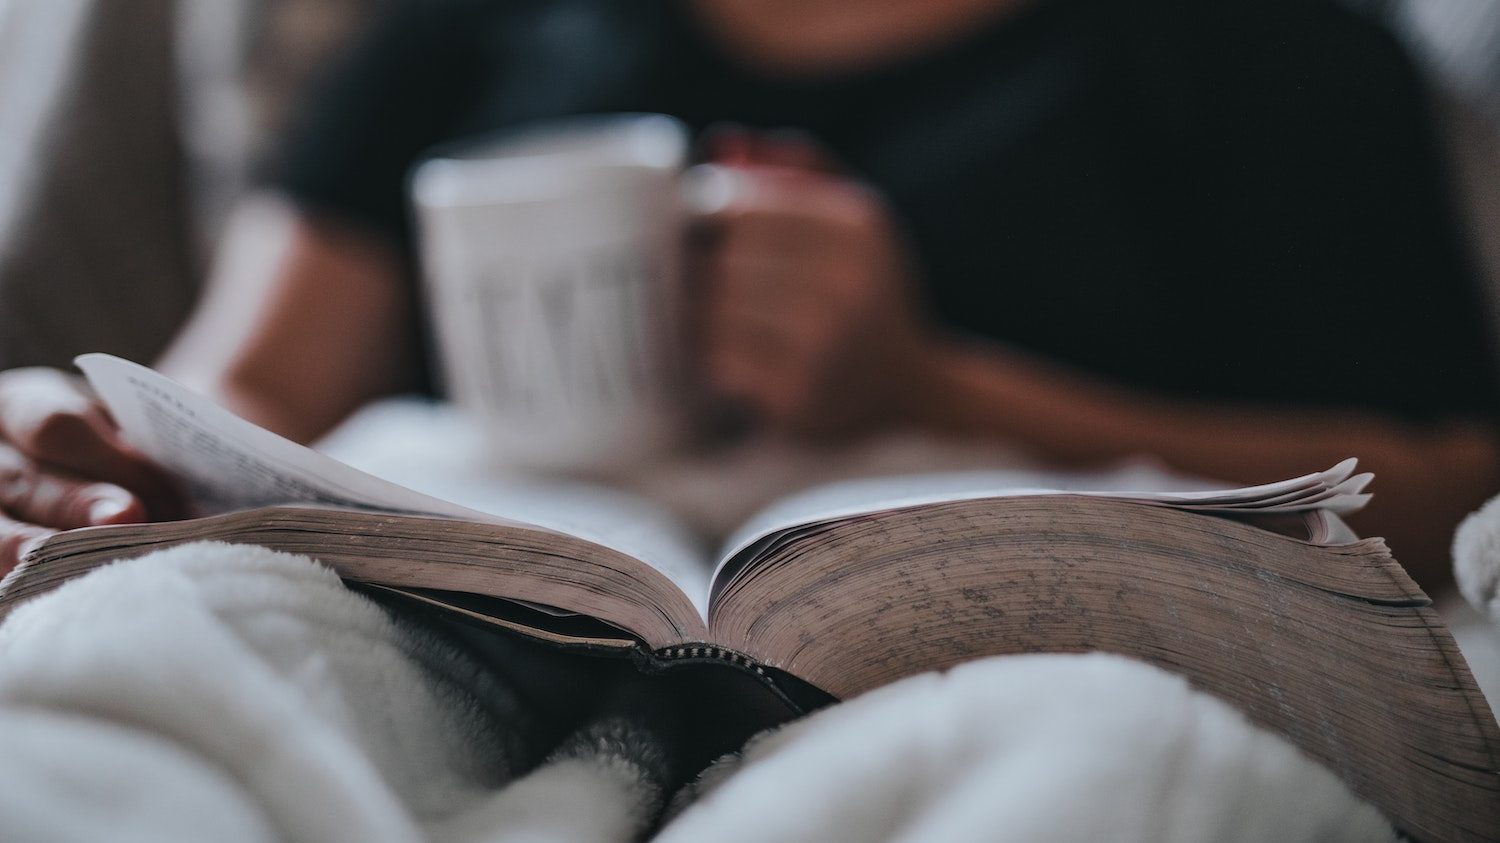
<box><xmin>76</xmin><ymin>354</ymin><xmax>497</xmax><ymax>521</ymax></box>
<box><xmin>76</xmin><ymin>353</ymin><xmax>716</xmax><ymax>605</ymax></box>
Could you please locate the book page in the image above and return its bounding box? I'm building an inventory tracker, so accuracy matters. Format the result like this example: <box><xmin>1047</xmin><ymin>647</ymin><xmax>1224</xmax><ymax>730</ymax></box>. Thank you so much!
<box><xmin>316</xmin><ymin>398</ymin><xmax>713</xmax><ymax>617</ymax></box>
<box><xmin>78</xmin><ymin>355</ymin><xmax>502</xmax><ymax>520</ymax></box>
<box><xmin>77</xmin><ymin>355</ymin><xmax>713</xmax><ymax>612</ymax></box>
<box><xmin>437</xmin><ymin>481</ymin><xmax>711</xmax><ymax>617</ymax></box>
<box><xmin>714</xmin><ymin>461</ymin><xmax>1372</xmax><ymax>592</ymax></box>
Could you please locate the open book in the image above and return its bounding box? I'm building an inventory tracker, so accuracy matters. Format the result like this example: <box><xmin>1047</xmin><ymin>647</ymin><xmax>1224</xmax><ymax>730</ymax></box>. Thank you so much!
<box><xmin>2</xmin><ymin>354</ymin><xmax>1498</xmax><ymax>842</ymax></box>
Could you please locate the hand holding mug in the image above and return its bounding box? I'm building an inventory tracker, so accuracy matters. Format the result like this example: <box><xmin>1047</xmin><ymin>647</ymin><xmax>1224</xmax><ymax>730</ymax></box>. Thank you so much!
<box><xmin>689</xmin><ymin>130</ymin><xmax>934</xmax><ymax>438</ymax></box>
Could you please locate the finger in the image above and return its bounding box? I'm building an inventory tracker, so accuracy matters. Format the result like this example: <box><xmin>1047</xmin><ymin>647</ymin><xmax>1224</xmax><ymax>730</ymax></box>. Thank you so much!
<box><xmin>693</xmin><ymin>190</ymin><xmax>845</xmax><ymax>309</ymax></box>
<box><xmin>684</xmin><ymin>164</ymin><xmax>825</xmax><ymax>223</ymax></box>
<box><xmin>707</xmin><ymin>285</ymin><xmax>835</xmax><ymax>356</ymax></box>
<box><xmin>707</xmin><ymin>339</ymin><xmax>795</xmax><ymax>422</ymax></box>
<box><xmin>698</xmin><ymin>241</ymin><xmax>843</xmax><ymax>394</ymax></box>
<box><xmin>703</xmin><ymin>243</ymin><xmax>855</xmax><ymax>355</ymax></box>
<box><xmin>707</xmin><ymin>250</ymin><xmax>813</xmax><ymax>311</ymax></box>
<box><xmin>705</xmin><ymin>307</ymin><xmax>827</xmax><ymax>423</ymax></box>
<box><xmin>0</xmin><ymin>368</ymin><xmax>107</xmax><ymax>447</ymax></box>
<box><xmin>699</xmin><ymin>123</ymin><xmax>842</xmax><ymax>175</ymax></box>
<box><xmin>688</xmin><ymin>165</ymin><xmax>879</xmax><ymax>239</ymax></box>
<box><xmin>716</xmin><ymin>211</ymin><xmax>833</xmax><ymax>271</ymax></box>
<box><xmin>0</xmin><ymin>368</ymin><xmax>183</xmax><ymax>517</ymax></box>
<box><xmin>749</xmin><ymin>128</ymin><xmax>843</xmax><ymax>175</ymax></box>
<box><xmin>0</xmin><ymin>369</ymin><xmax>140</xmax><ymax>472</ymax></box>
<box><xmin>687</xmin><ymin>213</ymin><xmax>812</xmax><ymax>351</ymax></box>
<box><xmin>710</xmin><ymin>350</ymin><xmax>814</xmax><ymax>429</ymax></box>
<box><xmin>698</xmin><ymin>122</ymin><xmax>754</xmax><ymax>167</ymax></box>
<box><xmin>704</xmin><ymin>298</ymin><xmax>800</xmax><ymax>378</ymax></box>
<box><xmin>709</xmin><ymin>199</ymin><xmax>901</xmax><ymax>319</ymax></box>
<box><xmin>682</xmin><ymin>163</ymin><xmax>756</xmax><ymax>220</ymax></box>
<box><xmin>0</xmin><ymin>511</ymin><xmax>54</xmax><ymax>577</ymax></box>
<box><xmin>0</xmin><ymin>446</ymin><xmax>148</xmax><ymax>530</ymax></box>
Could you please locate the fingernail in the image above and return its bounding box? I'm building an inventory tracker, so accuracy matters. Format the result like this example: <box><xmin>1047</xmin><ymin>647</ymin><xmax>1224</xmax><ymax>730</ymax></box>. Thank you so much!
<box><xmin>681</xmin><ymin>164</ymin><xmax>746</xmax><ymax>216</ymax></box>
<box><xmin>88</xmin><ymin>494</ymin><xmax>134</xmax><ymax>524</ymax></box>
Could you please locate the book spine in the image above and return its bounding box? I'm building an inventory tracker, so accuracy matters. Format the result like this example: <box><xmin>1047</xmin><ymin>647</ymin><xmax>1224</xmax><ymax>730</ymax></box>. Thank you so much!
<box><xmin>644</xmin><ymin>644</ymin><xmax>833</xmax><ymax>715</ymax></box>
<box><xmin>653</xmin><ymin>644</ymin><xmax>770</xmax><ymax>677</ymax></box>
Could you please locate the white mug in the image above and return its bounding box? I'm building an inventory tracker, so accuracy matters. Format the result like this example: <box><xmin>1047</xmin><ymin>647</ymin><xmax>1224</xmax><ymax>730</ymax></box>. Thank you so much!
<box><xmin>412</xmin><ymin>114</ymin><xmax>692</xmax><ymax>473</ymax></box>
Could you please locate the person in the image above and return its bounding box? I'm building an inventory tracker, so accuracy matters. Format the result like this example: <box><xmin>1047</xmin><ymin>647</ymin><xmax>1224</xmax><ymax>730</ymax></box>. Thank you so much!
<box><xmin>1</xmin><ymin>0</ymin><xmax>1497</xmax><ymax>587</ymax></box>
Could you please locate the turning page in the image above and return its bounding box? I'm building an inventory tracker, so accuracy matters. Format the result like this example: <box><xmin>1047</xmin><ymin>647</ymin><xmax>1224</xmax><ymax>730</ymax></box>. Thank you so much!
<box><xmin>76</xmin><ymin>354</ymin><xmax>720</xmax><ymax>610</ymax></box>
<box><xmin>76</xmin><ymin>354</ymin><xmax>718</xmax><ymax>611</ymax></box>
<box><xmin>77</xmin><ymin>354</ymin><xmax>496</xmax><ymax>520</ymax></box>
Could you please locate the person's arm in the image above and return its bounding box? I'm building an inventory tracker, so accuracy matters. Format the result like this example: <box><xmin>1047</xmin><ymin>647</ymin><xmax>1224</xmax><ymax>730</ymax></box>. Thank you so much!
<box><xmin>157</xmin><ymin>196</ymin><xmax>418</xmax><ymax>442</ymax></box>
<box><xmin>0</xmin><ymin>196</ymin><xmax>414</xmax><ymax>573</ymax></box>
<box><xmin>0</xmin><ymin>1</ymin><xmax>479</xmax><ymax>573</ymax></box>
<box><xmin>905</xmin><ymin>335</ymin><xmax>1500</xmax><ymax>587</ymax></box>
<box><xmin>695</xmin><ymin>133</ymin><xmax>1500</xmax><ymax>589</ymax></box>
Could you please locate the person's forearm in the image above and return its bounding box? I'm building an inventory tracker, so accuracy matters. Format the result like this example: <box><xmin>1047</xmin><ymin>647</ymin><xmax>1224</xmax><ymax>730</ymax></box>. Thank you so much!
<box><xmin>158</xmin><ymin>197</ymin><xmax>417</xmax><ymax>444</ymax></box>
<box><xmin>904</xmin><ymin>337</ymin><xmax>1500</xmax><ymax>588</ymax></box>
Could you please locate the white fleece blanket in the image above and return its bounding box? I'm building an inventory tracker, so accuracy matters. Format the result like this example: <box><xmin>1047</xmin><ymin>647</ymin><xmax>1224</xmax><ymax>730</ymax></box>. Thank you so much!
<box><xmin>0</xmin><ymin>542</ymin><xmax>1395</xmax><ymax>842</ymax></box>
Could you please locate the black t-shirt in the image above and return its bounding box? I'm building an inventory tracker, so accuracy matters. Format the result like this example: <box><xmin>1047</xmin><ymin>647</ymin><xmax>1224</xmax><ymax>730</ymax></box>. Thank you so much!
<box><xmin>269</xmin><ymin>0</ymin><xmax>1500</xmax><ymax>420</ymax></box>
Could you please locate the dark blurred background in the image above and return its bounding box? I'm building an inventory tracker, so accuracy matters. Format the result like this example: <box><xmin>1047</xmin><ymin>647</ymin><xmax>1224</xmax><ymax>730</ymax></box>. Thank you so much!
<box><xmin>0</xmin><ymin>0</ymin><xmax>1496</xmax><ymax>375</ymax></box>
